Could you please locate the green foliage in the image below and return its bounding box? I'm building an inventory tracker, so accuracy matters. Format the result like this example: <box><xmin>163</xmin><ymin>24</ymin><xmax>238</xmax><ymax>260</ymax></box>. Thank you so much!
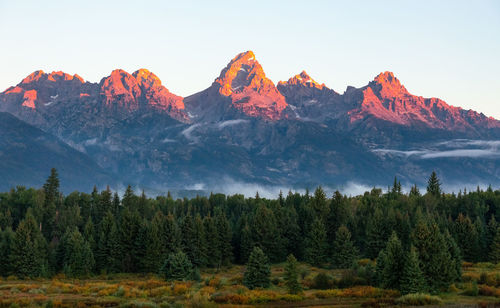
<box><xmin>312</xmin><ymin>272</ymin><xmax>333</xmax><ymax>290</ymax></box>
<box><xmin>426</xmin><ymin>171</ymin><xmax>441</xmax><ymax>197</ymax></box>
<box><xmin>379</xmin><ymin>232</ymin><xmax>404</xmax><ymax>290</ymax></box>
<box><xmin>159</xmin><ymin>251</ymin><xmax>196</xmax><ymax>281</ymax></box>
<box><xmin>305</xmin><ymin>218</ymin><xmax>328</xmax><ymax>267</ymax></box>
<box><xmin>489</xmin><ymin>227</ymin><xmax>500</xmax><ymax>263</ymax></box>
<box><xmin>395</xmin><ymin>293</ymin><xmax>442</xmax><ymax>305</ymax></box>
<box><xmin>10</xmin><ymin>214</ymin><xmax>48</xmax><ymax>278</ymax></box>
<box><xmin>60</xmin><ymin>227</ymin><xmax>95</xmax><ymax>277</ymax></box>
<box><xmin>331</xmin><ymin>225</ymin><xmax>358</xmax><ymax>269</ymax></box>
<box><xmin>243</xmin><ymin>247</ymin><xmax>271</xmax><ymax>289</ymax></box>
<box><xmin>412</xmin><ymin>221</ymin><xmax>459</xmax><ymax>292</ymax></box>
<box><xmin>400</xmin><ymin>246</ymin><xmax>426</xmax><ymax>294</ymax></box>
<box><xmin>283</xmin><ymin>254</ymin><xmax>301</xmax><ymax>294</ymax></box>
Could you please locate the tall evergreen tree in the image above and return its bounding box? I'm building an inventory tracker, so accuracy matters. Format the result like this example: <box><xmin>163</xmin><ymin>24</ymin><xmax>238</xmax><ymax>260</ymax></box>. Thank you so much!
<box><xmin>10</xmin><ymin>214</ymin><xmax>48</xmax><ymax>278</ymax></box>
<box><xmin>243</xmin><ymin>247</ymin><xmax>271</xmax><ymax>289</ymax></box>
<box><xmin>489</xmin><ymin>227</ymin><xmax>500</xmax><ymax>263</ymax></box>
<box><xmin>0</xmin><ymin>227</ymin><xmax>15</xmax><ymax>276</ymax></box>
<box><xmin>305</xmin><ymin>218</ymin><xmax>328</xmax><ymax>267</ymax></box>
<box><xmin>60</xmin><ymin>227</ymin><xmax>95</xmax><ymax>277</ymax></box>
<box><xmin>284</xmin><ymin>254</ymin><xmax>301</xmax><ymax>294</ymax></box>
<box><xmin>331</xmin><ymin>225</ymin><xmax>358</xmax><ymax>269</ymax></box>
<box><xmin>380</xmin><ymin>232</ymin><xmax>405</xmax><ymax>290</ymax></box>
<box><xmin>412</xmin><ymin>221</ymin><xmax>457</xmax><ymax>291</ymax></box>
<box><xmin>400</xmin><ymin>246</ymin><xmax>426</xmax><ymax>294</ymax></box>
<box><xmin>42</xmin><ymin>168</ymin><xmax>60</xmax><ymax>239</ymax></box>
<box><xmin>426</xmin><ymin>171</ymin><xmax>441</xmax><ymax>197</ymax></box>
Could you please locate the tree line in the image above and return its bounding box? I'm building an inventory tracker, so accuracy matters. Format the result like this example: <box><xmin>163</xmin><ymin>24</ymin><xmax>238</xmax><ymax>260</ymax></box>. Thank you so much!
<box><xmin>1</xmin><ymin>169</ymin><xmax>500</xmax><ymax>294</ymax></box>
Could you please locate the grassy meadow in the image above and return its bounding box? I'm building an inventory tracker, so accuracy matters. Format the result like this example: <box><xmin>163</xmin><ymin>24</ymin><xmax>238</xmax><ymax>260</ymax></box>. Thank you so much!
<box><xmin>2</xmin><ymin>262</ymin><xmax>500</xmax><ymax>307</ymax></box>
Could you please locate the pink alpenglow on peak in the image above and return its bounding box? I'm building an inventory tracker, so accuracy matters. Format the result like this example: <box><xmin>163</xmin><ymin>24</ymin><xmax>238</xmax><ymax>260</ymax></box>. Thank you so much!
<box><xmin>213</xmin><ymin>50</ymin><xmax>288</xmax><ymax>120</ymax></box>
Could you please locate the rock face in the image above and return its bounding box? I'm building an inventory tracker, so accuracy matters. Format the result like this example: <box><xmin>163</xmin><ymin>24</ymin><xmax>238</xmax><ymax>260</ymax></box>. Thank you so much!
<box><xmin>0</xmin><ymin>112</ymin><xmax>112</xmax><ymax>192</ymax></box>
<box><xmin>184</xmin><ymin>51</ymin><xmax>289</xmax><ymax>121</ymax></box>
<box><xmin>277</xmin><ymin>71</ymin><xmax>342</xmax><ymax>121</ymax></box>
<box><xmin>342</xmin><ymin>71</ymin><xmax>499</xmax><ymax>133</ymax></box>
<box><xmin>0</xmin><ymin>51</ymin><xmax>499</xmax><ymax>192</ymax></box>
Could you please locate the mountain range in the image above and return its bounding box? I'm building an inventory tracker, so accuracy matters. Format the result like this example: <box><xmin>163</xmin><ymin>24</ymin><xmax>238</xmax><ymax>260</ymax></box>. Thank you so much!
<box><xmin>1</xmin><ymin>51</ymin><xmax>499</xmax><ymax>194</ymax></box>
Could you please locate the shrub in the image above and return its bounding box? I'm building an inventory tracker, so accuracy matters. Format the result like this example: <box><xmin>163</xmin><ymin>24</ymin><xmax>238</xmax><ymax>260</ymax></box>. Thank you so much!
<box><xmin>211</xmin><ymin>292</ymin><xmax>250</xmax><ymax>304</ymax></box>
<box><xmin>271</xmin><ymin>277</ymin><xmax>283</xmax><ymax>286</ymax></box>
<box><xmin>462</xmin><ymin>282</ymin><xmax>479</xmax><ymax>296</ymax></box>
<box><xmin>395</xmin><ymin>293</ymin><xmax>443</xmax><ymax>305</ymax></box>
<box><xmin>187</xmin><ymin>293</ymin><xmax>218</xmax><ymax>308</ymax></box>
<box><xmin>479</xmin><ymin>285</ymin><xmax>496</xmax><ymax>296</ymax></box>
<box><xmin>160</xmin><ymin>251</ymin><xmax>197</xmax><ymax>281</ymax></box>
<box><xmin>312</xmin><ymin>273</ymin><xmax>334</xmax><ymax>289</ymax></box>
<box><xmin>463</xmin><ymin>272</ymin><xmax>480</xmax><ymax>282</ymax></box>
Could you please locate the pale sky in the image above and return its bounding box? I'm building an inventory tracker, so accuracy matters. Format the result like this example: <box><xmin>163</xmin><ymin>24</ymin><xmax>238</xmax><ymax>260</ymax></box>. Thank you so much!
<box><xmin>1</xmin><ymin>0</ymin><xmax>499</xmax><ymax>118</ymax></box>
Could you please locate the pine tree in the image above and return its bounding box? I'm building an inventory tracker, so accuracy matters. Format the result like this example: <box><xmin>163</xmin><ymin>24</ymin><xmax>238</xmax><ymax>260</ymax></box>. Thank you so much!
<box><xmin>426</xmin><ymin>171</ymin><xmax>441</xmax><ymax>197</ymax></box>
<box><xmin>243</xmin><ymin>247</ymin><xmax>271</xmax><ymax>289</ymax></box>
<box><xmin>160</xmin><ymin>251</ymin><xmax>195</xmax><ymax>281</ymax></box>
<box><xmin>366</xmin><ymin>208</ymin><xmax>389</xmax><ymax>258</ymax></box>
<box><xmin>489</xmin><ymin>227</ymin><xmax>500</xmax><ymax>263</ymax></box>
<box><xmin>10</xmin><ymin>214</ymin><xmax>48</xmax><ymax>278</ymax></box>
<box><xmin>409</xmin><ymin>184</ymin><xmax>421</xmax><ymax>197</ymax></box>
<box><xmin>192</xmin><ymin>214</ymin><xmax>207</xmax><ymax>267</ymax></box>
<box><xmin>122</xmin><ymin>185</ymin><xmax>135</xmax><ymax>209</ymax></box>
<box><xmin>204</xmin><ymin>215</ymin><xmax>220</xmax><ymax>267</ymax></box>
<box><xmin>284</xmin><ymin>254</ymin><xmax>301</xmax><ymax>294</ymax></box>
<box><xmin>119</xmin><ymin>209</ymin><xmax>141</xmax><ymax>272</ymax></box>
<box><xmin>181</xmin><ymin>214</ymin><xmax>197</xmax><ymax>265</ymax></box>
<box><xmin>239</xmin><ymin>222</ymin><xmax>254</xmax><ymax>264</ymax></box>
<box><xmin>144</xmin><ymin>212</ymin><xmax>166</xmax><ymax>272</ymax></box>
<box><xmin>112</xmin><ymin>192</ymin><xmax>121</xmax><ymax>216</ymax></box>
<box><xmin>400</xmin><ymin>246</ymin><xmax>426</xmax><ymax>294</ymax></box>
<box><xmin>42</xmin><ymin>168</ymin><xmax>60</xmax><ymax>239</ymax></box>
<box><xmin>454</xmin><ymin>214</ymin><xmax>480</xmax><ymax>262</ymax></box>
<box><xmin>412</xmin><ymin>221</ymin><xmax>456</xmax><ymax>291</ymax></box>
<box><xmin>83</xmin><ymin>218</ymin><xmax>96</xmax><ymax>252</ymax></box>
<box><xmin>375</xmin><ymin>250</ymin><xmax>387</xmax><ymax>287</ymax></box>
<box><xmin>251</xmin><ymin>204</ymin><xmax>282</xmax><ymax>262</ymax></box>
<box><xmin>305</xmin><ymin>218</ymin><xmax>328</xmax><ymax>267</ymax></box>
<box><xmin>61</xmin><ymin>227</ymin><xmax>95</xmax><ymax>277</ymax></box>
<box><xmin>444</xmin><ymin>230</ymin><xmax>462</xmax><ymax>281</ymax></box>
<box><xmin>487</xmin><ymin>215</ymin><xmax>498</xmax><ymax>255</ymax></box>
<box><xmin>215</xmin><ymin>211</ymin><xmax>233</xmax><ymax>267</ymax></box>
<box><xmin>331</xmin><ymin>225</ymin><xmax>358</xmax><ymax>269</ymax></box>
<box><xmin>95</xmin><ymin>211</ymin><xmax>120</xmax><ymax>273</ymax></box>
<box><xmin>0</xmin><ymin>227</ymin><xmax>15</xmax><ymax>276</ymax></box>
<box><xmin>380</xmin><ymin>232</ymin><xmax>404</xmax><ymax>290</ymax></box>
<box><xmin>310</xmin><ymin>186</ymin><xmax>329</xmax><ymax>219</ymax></box>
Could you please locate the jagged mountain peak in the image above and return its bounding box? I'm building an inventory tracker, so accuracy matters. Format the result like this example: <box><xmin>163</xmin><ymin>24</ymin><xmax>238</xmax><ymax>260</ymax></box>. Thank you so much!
<box><xmin>278</xmin><ymin>70</ymin><xmax>325</xmax><ymax>90</ymax></box>
<box><xmin>370</xmin><ymin>71</ymin><xmax>408</xmax><ymax>97</ymax></box>
<box><xmin>185</xmin><ymin>51</ymin><xmax>289</xmax><ymax>121</ymax></box>
<box><xmin>21</xmin><ymin>70</ymin><xmax>84</xmax><ymax>85</ymax></box>
<box><xmin>215</xmin><ymin>50</ymin><xmax>269</xmax><ymax>96</ymax></box>
<box><xmin>132</xmin><ymin>68</ymin><xmax>162</xmax><ymax>89</ymax></box>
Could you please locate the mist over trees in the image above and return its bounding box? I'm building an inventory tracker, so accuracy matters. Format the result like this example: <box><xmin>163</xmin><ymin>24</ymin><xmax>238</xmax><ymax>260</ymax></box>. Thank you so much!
<box><xmin>1</xmin><ymin>168</ymin><xmax>500</xmax><ymax>294</ymax></box>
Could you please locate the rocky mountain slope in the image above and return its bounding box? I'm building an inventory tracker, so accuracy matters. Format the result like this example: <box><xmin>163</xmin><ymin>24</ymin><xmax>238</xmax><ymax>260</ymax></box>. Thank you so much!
<box><xmin>1</xmin><ymin>51</ymin><xmax>499</xmax><ymax>192</ymax></box>
<box><xmin>0</xmin><ymin>112</ymin><xmax>112</xmax><ymax>191</ymax></box>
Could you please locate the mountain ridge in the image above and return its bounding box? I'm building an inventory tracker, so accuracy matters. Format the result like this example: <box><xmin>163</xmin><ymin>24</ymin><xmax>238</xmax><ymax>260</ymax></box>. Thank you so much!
<box><xmin>0</xmin><ymin>51</ymin><xmax>498</xmax><ymax>192</ymax></box>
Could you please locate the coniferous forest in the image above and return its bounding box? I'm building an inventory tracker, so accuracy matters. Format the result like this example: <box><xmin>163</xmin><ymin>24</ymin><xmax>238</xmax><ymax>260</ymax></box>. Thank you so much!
<box><xmin>2</xmin><ymin>168</ymin><xmax>500</xmax><ymax>307</ymax></box>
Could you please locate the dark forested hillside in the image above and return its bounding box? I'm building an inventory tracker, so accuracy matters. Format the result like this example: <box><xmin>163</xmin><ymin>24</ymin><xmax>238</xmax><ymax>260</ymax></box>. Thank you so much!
<box><xmin>1</xmin><ymin>169</ymin><xmax>500</xmax><ymax>294</ymax></box>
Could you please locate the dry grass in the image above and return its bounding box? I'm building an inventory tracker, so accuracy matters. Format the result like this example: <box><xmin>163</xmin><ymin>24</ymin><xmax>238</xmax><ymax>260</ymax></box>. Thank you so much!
<box><xmin>2</xmin><ymin>262</ymin><xmax>500</xmax><ymax>307</ymax></box>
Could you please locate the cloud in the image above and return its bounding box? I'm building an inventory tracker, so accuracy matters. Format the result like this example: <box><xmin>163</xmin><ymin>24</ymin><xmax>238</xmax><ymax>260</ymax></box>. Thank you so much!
<box><xmin>373</xmin><ymin>139</ymin><xmax>500</xmax><ymax>159</ymax></box>
<box><xmin>420</xmin><ymin>148</ymin><xmax>500</xmax><ymax>159</ymax></box>
<box><xmin>181</xmin><ymin>124</ymin><xmax>201</xmax><ymax>142</ymax></box>
<box><xmin>217</xmin><ymin>119</ymin><xmax>249</xmax><ymax>129</ymax></box>
<box><xmin>161</xmin><ymin>138</ymin><xmax>176</xmax><ymax>143</ymax></box>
